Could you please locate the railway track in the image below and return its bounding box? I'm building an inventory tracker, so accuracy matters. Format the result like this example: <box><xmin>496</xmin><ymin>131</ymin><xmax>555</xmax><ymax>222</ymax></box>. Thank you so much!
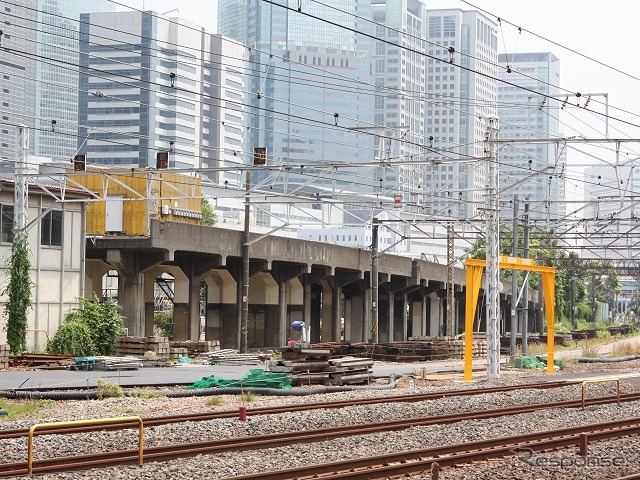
<box><xmin>0</xmin><ymin>379</ymin><xmax>578</xmax><ymax>440</ymax></box>
<box><xmin>220</xmin><ymin>417</ymin><xmax>640</xmax><ymax>480</ymax></box>
<box><xmin>0</xmin><ymin>390</ymin><xmax>637</xmax><ymax>477</ymax></box>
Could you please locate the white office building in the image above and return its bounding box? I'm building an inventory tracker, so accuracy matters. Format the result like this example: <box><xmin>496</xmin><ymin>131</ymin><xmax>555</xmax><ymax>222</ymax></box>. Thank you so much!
<box><xmin>424</xmin><ymin>9</ymin><xmax>498</xmax><ymax>220</ymax></box>
<box><xmin>370</xmin><ymin>0</ymin><xmax>426</xmax><ymax>204</ymax></box>
<box><xmin>78</xmin><ymin>11</ymin><xmax>246</xmax><ymax>184</ymax></box>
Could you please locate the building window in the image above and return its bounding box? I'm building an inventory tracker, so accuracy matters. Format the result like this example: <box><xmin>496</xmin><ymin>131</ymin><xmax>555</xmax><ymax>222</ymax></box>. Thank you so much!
<box><xmin>1</xmin><ymin>204</ymin><xmax>13</xmax><ymax>243</ymax></box>
<box><xmin>41</xmin><ymin>210</ymin><xmax>63</xmax><ymax>247</ymax></box>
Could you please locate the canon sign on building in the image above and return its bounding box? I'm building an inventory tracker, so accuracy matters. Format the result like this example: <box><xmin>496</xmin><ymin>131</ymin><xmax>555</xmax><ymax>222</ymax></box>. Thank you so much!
<box><xmin>514</xmin><ymin>65</ymin><xmax>537</xmax><ymax>74</ymax></box>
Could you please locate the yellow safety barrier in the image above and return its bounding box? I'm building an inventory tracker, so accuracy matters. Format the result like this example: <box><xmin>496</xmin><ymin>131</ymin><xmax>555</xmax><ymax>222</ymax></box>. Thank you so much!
<box><xmin>28</xmin><ymin>416</ymin><xmax>144</xmax><ymax>474</ymax></box>
<box><xmin>581</xmin><ymin>378</ymin><xmax>620</xmax><ymax>410</ymax></box>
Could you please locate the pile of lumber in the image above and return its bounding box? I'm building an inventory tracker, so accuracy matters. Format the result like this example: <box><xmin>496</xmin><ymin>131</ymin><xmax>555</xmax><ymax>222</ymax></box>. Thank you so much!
<box><xmin>371</xmin><ymin>342</ymin><xmax>450</xmax><ymax>362</ymax></box>
<box><xmin>0</xmin><ymin>344</ymin><xmax>9</xmax><ymax>370</ymax></box>
<box><xmin>269</xmin><ymin>347</ymin><xmax>333</xmax><ymax>385</ymax></box>
<box><xmin>198</xmin><ymin>349</ymin><xmax>262</xmax><ymax>366</ymax></box>
<box><xmin>327</xmin><ymin>356</ymin><xmax>374</xmax><ymax>385</ymax></box>
<box><xmin>117</xmin><ymin>336</ymin><xmax>167</xmax><ymax>357</ymax></box>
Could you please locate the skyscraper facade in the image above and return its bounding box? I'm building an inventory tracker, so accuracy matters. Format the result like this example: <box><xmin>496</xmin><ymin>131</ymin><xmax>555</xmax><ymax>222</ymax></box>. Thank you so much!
<box><xmin>0</xmin><ymin>0</ymin><xmax>113</xmax><ymax>165</ymax></box>
<box><xmin>498</xmin><ymin>52</ymin><xmax>566</xmax><ymax>222</ymax></box>
<box><xmin>218</xmin><ymin>0</ymin><xmax>376</xmax><ymax>219</ymax></box>
<box><xmin>371</xmin><ymin>0</ymin><xmax>426</xmax><ymax>205</ymax></box>
<box><xmin>78</xmin><ymin>11</ymin><xmax>246</xmax><ymax>180</ymax></box>
<box><xmin>424</xmin><ymin>9</ymin><xmax>498</xmax><ymax>219</ymax></box>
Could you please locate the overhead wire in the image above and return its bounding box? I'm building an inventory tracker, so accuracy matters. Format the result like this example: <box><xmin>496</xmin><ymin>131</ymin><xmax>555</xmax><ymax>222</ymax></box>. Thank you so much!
<box><xmin>5</xmin><ymin>0</ymin><xmax>640</xmax><ymax>232</ymax></box>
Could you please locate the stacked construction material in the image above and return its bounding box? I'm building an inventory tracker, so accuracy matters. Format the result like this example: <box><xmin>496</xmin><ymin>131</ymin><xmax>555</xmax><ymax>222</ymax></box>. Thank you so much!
<box><xmin>409</xmin><ymin>336</ymin><xmax>488</xmax><ymax>359</ymax></box>
<box><xmin>70</xmin><ymin>356</ymin><xmax>142</xmax><ymax>371</ymax></box>
<box><xmin>169</xmin><ymin>340</ymin><xmax>219</xmax><ymax>357</ymax></box>
<box><xmin>327</xmin><ymin>356</ymin><xmax>374</xmax><ymax>385</ymax></box>
<box><xmin>269</xmin><ymin>347</ymin><xmax>333</xmax><ymax>385</ymax></box>
<box><xmin>356</xmin><ymin>341</ymin><xmax>448</xmax><ymax>362</ymax></box>
<box><xmin>199</xmin><ymin>349</ymin><xmax>262</xmax><ymax>366</ymax></box>
<box><xmin>473</xmin><ymin>340</ymin><xmax>487</xmax><ymax>357</ymax></box>
<box><xmin>116</xmin><ymin>336</ymin><xmax>219</xmax><ymax>359</ymax></box>
<box><xmin>0</xmin><ymin>344</ymin><xmax>8</xmax><ymax>370</ymax></box>
<box><xmin>144</xmin><ymin>336</ymin><xmax>171</xmax><ymax>357</ymax></box>
<box><xmin>116</xmin><ymin>336</ymin><xmax>149</xmax><ymax>357</ymax></box>
<box><xmin>169</xmin><ymin>347</ymin><xmax>189</xmax><ymax>360</ymax></box>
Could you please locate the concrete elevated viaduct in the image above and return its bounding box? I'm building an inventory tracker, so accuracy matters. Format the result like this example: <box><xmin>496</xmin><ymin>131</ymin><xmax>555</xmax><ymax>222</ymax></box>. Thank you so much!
<box><xmin>85</xmin><ymin>219</ymin><xmax>536</xmax><ymax>349</ymax></box>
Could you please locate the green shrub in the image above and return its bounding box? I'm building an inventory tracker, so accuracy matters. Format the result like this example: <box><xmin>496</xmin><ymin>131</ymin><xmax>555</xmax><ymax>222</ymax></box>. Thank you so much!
<box><xmin>154</xmin><ymin>311</ymin><xmax>174</xmax><ymax>339</ymax></box>
<box><xmin>97</xmin><ymin>378</ymin><xmax>124</xmax><ymax>400</ymax></box>
<box><xmin>47</xmin><ymin>294</ymin><xmax>125</xmax><ymax>356</ymax></box>
<box><xmin>240</xmin><ymin>392</ymin><xmax>255</xmax><ymax>403</ymax></box>
<box><xmin>47</xmin><ymin>318</ymin><xmax>96</xmax><ymax>356</ymax></box>
<box><xmin>595</xmin><ymin>329</ymin><xmax>611</xmax><ymax>339</ymax></box>
<box><xmin>205</xmin><ymin>396</ymin><xmax>223</xmax><ymax>407</ymax></box>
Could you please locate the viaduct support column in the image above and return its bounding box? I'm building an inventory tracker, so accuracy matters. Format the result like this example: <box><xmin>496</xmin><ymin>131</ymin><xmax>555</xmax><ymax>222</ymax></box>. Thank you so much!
<box><xmin>109</xmin><ymin>250</ymin><xmax>167</xmax><ymax>338</ymax></box>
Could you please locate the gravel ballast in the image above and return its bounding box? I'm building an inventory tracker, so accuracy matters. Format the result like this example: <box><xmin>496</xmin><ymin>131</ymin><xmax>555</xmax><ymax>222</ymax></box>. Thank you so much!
<box><xmin>2</xmin><ymin>364</ymin><xmax>640</xmax><ymax>479</ymax></box>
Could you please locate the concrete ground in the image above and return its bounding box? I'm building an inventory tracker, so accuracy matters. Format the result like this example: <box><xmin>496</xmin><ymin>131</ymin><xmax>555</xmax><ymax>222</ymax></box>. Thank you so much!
<box><xmin>2</xmin><ymin>335</ymin><xmax>640</xmax><ymax>390</ymax></box>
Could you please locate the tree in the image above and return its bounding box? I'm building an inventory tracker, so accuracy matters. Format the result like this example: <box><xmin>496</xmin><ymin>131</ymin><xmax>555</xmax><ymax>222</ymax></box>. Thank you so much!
<box><xmin>2</xmin><ymin>234</ymin><xmax>33</xmax><ymax>355</ymax></box>
<box><xmin>201</xmin><ymin>198</ymin><xmax>216</xmax><ymax>226</ymax></box>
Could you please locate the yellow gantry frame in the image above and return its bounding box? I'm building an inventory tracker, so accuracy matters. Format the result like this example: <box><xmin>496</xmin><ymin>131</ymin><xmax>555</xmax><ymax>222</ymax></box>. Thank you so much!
<box><xmin>464</xmin><ymin>256</ymin><xmax>556</xmax><ymax>381</ymax></box>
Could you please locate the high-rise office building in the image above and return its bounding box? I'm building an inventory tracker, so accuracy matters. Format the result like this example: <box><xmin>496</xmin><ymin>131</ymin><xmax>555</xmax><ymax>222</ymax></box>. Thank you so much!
<box><xmin>498</xmin><ymin>52</ymin><xmax>566</xmax><ymax>222</ymax></box>
<box><xmin>424</xmin><ymin>9</ymin><xmax>498</xmax><ymax>219</ymax></box>
<box><xmin>218</xmin><ymin>0</ymin><xmax>376</xmax><ymax>221</ymax></box>
<box><xmin>0</xmin><ymin>0</ymin><xmax>113</xmax><ymax>165</ymax></box>
<box><xmin>78</xmin><ymin>11</ymin><xmax>246</xmax><ymax>181</ymax></box>
<box><xmin>371</xmin><ymin>0</ymin><xmax>426</xmax><ymax>204</ymax></box>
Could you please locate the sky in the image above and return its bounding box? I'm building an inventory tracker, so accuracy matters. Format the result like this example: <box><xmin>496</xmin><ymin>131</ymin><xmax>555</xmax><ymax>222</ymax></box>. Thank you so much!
<box><xmin>114</xmin><ymin>0</ymin><xmax>640</xmax><ymax>204</ymax></box>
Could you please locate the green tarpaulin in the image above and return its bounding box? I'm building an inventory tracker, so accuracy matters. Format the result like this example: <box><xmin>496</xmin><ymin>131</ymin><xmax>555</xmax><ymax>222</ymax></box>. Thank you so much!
<box><xmin>188</xmin><ymin>368</ymin><xmax>292</xmax><ymax>390</ymax></box>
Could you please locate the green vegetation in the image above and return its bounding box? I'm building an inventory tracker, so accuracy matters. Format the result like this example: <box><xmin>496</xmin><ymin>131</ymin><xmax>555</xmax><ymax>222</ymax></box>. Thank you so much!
<box><xmin>581</xmin><ymin>341</ymin><xmax>600</xmax><ymax>358</ymax></box>
<box><xmin>239</xmin><ymin>391</ymin><xmax>255</xmax><ymax>403</ymax></box>
<box><xmin>2</xmin><ymin>234</ymin><xmax>33</xmax><ymax>355</ymax></box>
<box><xmin>0</xmin><ymin>398</ymin><xmax>52</xmax><ymax>421</ymax></box>
<box><xmin>205</xmin><ymin>396</ymin><xmax>224</xmax><ymax>407</ymax></box>
<box><xmin>128</xmin><ymin>389</ymin><xmax>162</xmax><ymax>399</ymax></box>
<box><xmin>154</xmin><ymin>311</ymin><xmax>174</xmax><ymax>340</ymax></box>
<box><xmin>97</xmin><ymin>378</ymin><xmax>124</xmax><ymax>400</ymax></box>
<box><xmin>47</xmin><ymin>294</ymin><xmax>126</xmax><ymax>356</ymax></box>
<box><xmin>200</xmin><ymin>198</ymin><xmax>217</xmax><ymax>226</ymax></box>
<box><xmin>610</xmin><ymin>342</ymin><xmax>640</xmax><ymax>358</ymax></box>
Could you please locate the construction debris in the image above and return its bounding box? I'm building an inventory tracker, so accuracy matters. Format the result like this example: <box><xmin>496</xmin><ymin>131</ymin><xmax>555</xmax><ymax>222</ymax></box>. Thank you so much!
<box><xmin>9</xmin><ymin>353</ymin><xmax>75</xmax><ymax>370</ymax></box>
<box><xmin>69</xmin><ymin>355</ymin><xmax>168</xmax><ymax>371</ymax></box>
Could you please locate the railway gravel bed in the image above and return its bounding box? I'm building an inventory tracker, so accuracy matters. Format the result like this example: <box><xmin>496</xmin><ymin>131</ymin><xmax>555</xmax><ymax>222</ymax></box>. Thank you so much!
<box><xmin>2</xmin><ymin>365</ymin><xmax>640</xmax><ymax>479</ymax></box>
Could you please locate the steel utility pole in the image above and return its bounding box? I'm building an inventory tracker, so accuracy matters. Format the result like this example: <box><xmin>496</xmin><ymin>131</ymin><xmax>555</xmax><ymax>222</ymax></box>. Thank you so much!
<box><xmin>15</xmin><ymin>125</ymin><xmax>29</xmax><ymax>234</ymax></box>
<box><xmin>371</xmin><ymin>217</ymin><xmax>379</xmax><ymax>343</ymax></box>
<box><xmin>522</xmin><ymin>202</ymin><xmax>530</xmax><ymax>355</ymax></box>
<box><xmin>446</xmin><ymin>223</ymin><xmax>455</xmax><ymax>337</ymax></box>
<box><xmin>510</xmin><ymin>195</ymin><xmax>519</xmax><ymax>358</ymax></box>
<box><xmin>240</xmin><ymin>170</ymin><xmax>250</xmax><ymax>353</ymax></box>
<box><xmin>486</xmin><ymin>118</ymin><xmax>501</xmax><ymax>379</ymax></box>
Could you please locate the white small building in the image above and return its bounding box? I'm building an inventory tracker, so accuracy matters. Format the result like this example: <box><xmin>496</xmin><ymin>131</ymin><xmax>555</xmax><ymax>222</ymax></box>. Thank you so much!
<box><xmin>0</xmin><ymin>179</ymin><xmax>88</xmax><ymax>350</ymax></box>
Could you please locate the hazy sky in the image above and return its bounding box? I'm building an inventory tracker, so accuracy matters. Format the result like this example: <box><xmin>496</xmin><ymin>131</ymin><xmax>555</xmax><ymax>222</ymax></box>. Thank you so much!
<box><xmin>114</xmin><ymin>0</ymin><xmax>640</xmax><ymax>201</ymax></box>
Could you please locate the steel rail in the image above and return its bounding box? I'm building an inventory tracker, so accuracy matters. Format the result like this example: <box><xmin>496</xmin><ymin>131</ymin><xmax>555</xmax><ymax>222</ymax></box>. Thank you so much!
<box><xmin>0</xmin><ymin>379</ymin><xmax>578</xmax><ymax>440</ymax></box>
<box><xmin>222</xmin><ymin>419</ymin><xmax>640</xmax><ymax>480</ymax></box>
<box><xmin>0</xmin><ymin>391</ymin><xmax>637</xmax><ymax>477</ymax></box>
